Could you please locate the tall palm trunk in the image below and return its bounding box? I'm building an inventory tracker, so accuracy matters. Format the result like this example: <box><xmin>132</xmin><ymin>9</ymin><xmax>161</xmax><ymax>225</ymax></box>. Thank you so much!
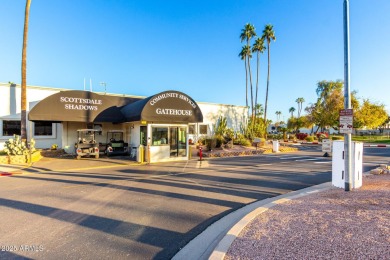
<box><xmin>255</xmin><ymin>52</ymin><xmax>259</xmax><ymax>119</ymax></box>
<box><xmin>21</xmin><ymin>0</ymin><xmax>31</xmax><ymax>142</ymax></box>
<box><xmin>264</xmin><ymin>41</ymin><xmax>270</xmax><ymax>122</ymax></box>
<box><xmin>246</xmin><ymin>39</ymin><xmax>254</xmax><ymax>121</ymax></box>
<box><xmin>247</xmin><ymin>56</ymin><xmax>254</xmax><ymax>120</ymax></box>
<box><xmin>244</xmin><ymin>57</ymin><xmax>248</xmax><ymax>113</ymax></box>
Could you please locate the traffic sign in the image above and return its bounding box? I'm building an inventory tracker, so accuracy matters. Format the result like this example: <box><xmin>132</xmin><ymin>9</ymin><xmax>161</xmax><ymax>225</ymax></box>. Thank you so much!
<box><xmin>322</xmin><ymin>138</ymin><xmax>332</xmax><ymax>153</ymax></box>
<box><xmin>339</xmin><ymin>109</ymin><xmax>353</xmax><ymax>134</ymax></box>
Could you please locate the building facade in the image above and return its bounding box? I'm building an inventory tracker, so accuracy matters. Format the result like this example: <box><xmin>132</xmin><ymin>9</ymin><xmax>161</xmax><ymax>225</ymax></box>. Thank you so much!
<box><xmin>0</xmin><ymin>83</ymin><xmax>248</xmax><ymax>162</ymax></box>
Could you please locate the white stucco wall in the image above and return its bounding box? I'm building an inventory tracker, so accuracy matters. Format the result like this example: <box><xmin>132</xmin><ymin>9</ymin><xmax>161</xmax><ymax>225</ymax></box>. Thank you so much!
<box><xmin>0</xmin><ymin>83</ymin><xmax>62</xmax><ymax>150</ymax></box>
<box><xmin>198</xmin><ymin>102</ymin><xmax>248</xmax><ymax>133</ymax></box>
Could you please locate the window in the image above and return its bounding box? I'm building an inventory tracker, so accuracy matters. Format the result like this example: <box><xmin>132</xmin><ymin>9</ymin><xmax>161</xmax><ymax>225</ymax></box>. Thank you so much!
<box><xmin>3</xmin><ymin>120</ymin><xmax>21</xmax><ymax>136</ymax></box>
<box><xmin>188</xmin><ymin>124</ymin><xmax>195</xmax><ymax>135</ymax></box>
<box><xmin>152</xmin><ymin>127</ymin><xmax>168</xmax><ymax>145</ymax></box>
<box><xmin>34</xmin><ymin>122</ymin><xmax>53</xmax><ymax>136</ymax></box>
<box><xmin>199</xmin><ymin>124</ymin><xmax>208</xmax><ymax>135</ymax></box>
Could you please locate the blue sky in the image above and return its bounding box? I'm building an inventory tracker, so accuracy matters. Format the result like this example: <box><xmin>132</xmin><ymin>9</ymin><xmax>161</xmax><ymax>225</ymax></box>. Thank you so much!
<box><xmin>1</xmin><ymin>0</ymin><xmax>389</xmax><ymax>122</ymax></box>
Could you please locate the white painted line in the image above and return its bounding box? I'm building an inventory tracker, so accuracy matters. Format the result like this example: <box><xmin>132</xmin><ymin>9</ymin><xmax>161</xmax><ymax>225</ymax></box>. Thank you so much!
<box><xmin>314</xmin><ymin>161</ymin><xmax>331</xmax><ymax>164</ymax></box>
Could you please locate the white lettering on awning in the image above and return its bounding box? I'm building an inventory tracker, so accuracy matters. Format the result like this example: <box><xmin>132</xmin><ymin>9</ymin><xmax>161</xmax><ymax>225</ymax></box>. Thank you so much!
<box><xmin>155</xmin><ymin>108</ymin><xmax>193</xmax><ymax>116</ymax></box>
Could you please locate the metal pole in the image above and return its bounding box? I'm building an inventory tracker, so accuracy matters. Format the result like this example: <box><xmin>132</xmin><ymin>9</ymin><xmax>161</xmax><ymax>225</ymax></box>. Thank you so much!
<box><xmin>100</xmin><ymin>82</ymin><xmax>106</xmax><ymax>95</ymax></box>
<box><xmin>343</xmin><ymin>0</ymin><xmax>352</xmax><ymax>191</ymax></box>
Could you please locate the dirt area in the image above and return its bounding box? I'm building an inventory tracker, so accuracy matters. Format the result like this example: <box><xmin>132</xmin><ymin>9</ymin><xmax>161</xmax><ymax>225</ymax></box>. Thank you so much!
<box><xmin>39</xmin><ymin>149</ymin><xmax>72</xmax><ymax>158</ymax></box>
<box><xmin>226</xmin><ymin>174</ymin><xmax>390</xmax><ymax>259</ymax></box>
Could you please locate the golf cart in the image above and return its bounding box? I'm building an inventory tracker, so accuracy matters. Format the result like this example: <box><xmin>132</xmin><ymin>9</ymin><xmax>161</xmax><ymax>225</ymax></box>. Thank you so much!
<box><xmin>75</xmin><ymin>129</ymin><xmax>100</xmax><ymax>159</ymax></box>
<box><xmin>104</xmin><ymin>130</ymin><xmax>129</xmax><ymax>156</ymax></box>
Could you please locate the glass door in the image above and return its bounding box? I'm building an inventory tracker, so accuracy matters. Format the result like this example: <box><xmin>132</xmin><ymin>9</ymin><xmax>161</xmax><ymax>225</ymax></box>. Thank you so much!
<box><xmin>178</xmin><ymin>127</ymin><xmax>187</xmax><ymax>156</ymax></box>
<box><xmin>170</xmin><ymin>127</ymin><xmax>178</xmax><ymax>157</ymax></box>
<box><xmin>169</xmin><ymin>127</ymin><xmax>187</xmax><ymax>157</ymax></box>
<box><xmin>140</xmin><ymin>126</ymin><xmax>147</xmax><ymax>146</ymax></box>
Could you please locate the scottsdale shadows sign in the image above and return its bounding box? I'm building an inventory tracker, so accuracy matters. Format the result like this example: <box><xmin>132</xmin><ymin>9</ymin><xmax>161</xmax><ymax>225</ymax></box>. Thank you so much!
<box><xmin>28</xmin><ymin>90</ymin><xmax>128</xmax><ymax>123</ymax></box>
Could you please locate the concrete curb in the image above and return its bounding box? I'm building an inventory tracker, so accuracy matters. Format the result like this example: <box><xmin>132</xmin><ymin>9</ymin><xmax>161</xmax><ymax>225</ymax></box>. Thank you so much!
<box><xmin>173</xmin><ymin>182</ymin><xmax>332</xmax><ymax>260</ymax></box>
<box><xmin>208</xmin><ymin>183</ymin><xmax>332</xmax><ymax>260</ymax></box>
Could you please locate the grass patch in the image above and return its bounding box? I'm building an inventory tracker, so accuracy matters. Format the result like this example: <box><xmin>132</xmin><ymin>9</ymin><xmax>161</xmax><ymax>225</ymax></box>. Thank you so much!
<box><xmin>352</xmin><ymin>136</ymin><xmax>390</xmax><ymax>143</ymax></box>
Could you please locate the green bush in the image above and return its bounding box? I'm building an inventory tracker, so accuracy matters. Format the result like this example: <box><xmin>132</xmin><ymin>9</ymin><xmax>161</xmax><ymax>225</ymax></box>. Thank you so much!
<box><xmin>240</xmin><ymin>138</ymin><xmax>252</xmax><ymax>147</ymax></box>
<box><xmin>234</xmin><ymin>133</ymin><xmax>245</xmax><ymax>145</ymax></box>
<box><xmin>331</xmin><ymin>135</ymin><xmax>344</xmax><ymax>140</ymax></box>
<box><xmin>214</xmin><ymin>135</ymin><xmax>224</xmax><ymax>148</ymax></box>
<box><xmin>204</xmin><ymin>138</ymin><xmax>217</xmax><ymax>151</ymax></box>
<box><xmin>268</xmin><ymin>134</ymin><xmax>283</xmax><ymax>140</ymax></box>
<box><xmin>305</xmin><ymin>136</ymin><xmax>315</xmax><ymax>142</ymax></box>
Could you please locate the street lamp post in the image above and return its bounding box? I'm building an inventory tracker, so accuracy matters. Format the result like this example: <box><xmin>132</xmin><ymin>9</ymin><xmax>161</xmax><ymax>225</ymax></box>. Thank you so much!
<box><xmin>343</xmin><ymin>0</ymin><xmax>352</xmax><ymax>191</ymax></box>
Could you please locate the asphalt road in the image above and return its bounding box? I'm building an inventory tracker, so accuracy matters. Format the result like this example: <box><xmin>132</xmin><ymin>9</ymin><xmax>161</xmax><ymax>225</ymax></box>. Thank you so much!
<box><xmin>0</xmin><ymin>145</ymin><xmax>388</xmax><ymax>259</ymax></box>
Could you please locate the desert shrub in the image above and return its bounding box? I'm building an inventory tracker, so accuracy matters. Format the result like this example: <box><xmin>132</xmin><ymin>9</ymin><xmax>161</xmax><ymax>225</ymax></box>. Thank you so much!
<box><xmin>234</xmin><ymin>133</ymin><xmax>245</xmax><ymax>145</ymax></box>
<box><xmin>240</xmin><ymin>138</ymin><xmax>252</xmax><ymax>147</ymax></box>
<box><xmin>3</xmin><ymin>135</ymin><xmax>36</xmax><ymax>156</ymax></box>
<box><xmin>198</xmin><ymin>137</ymin><xmax>205</xmax><ymax>146</ymax></box>
<box><xmin>204</xmin><ymin>138</ymin><xmax>216</xmax><ymax>151</ymax></box>
<box><xmin>268</xmin><ymin>133</ymin><xmax>283</xmax><ymax>140</ymax></box>
<box><xmin>316</xmin><ymin>132</ymin><xmax>329</xmax><ymax>141</ymax></box>
<box><xmin>214</xmin><ymin>135</ymin><xmax>224</xmax><ymax>148</ymax></box>
<box><xmin>305</xmin><ymin>136</ymin><xmax>315</xmax><ymax>142</ymax></box>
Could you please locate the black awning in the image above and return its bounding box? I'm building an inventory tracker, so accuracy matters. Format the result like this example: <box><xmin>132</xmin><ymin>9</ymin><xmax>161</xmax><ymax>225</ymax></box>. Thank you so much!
<box><xmin>121</xmin><ymin>90</ymin><xmax>203</xmax><ymax>123</ymax></box>
<box><xmin>28</xmin><ymin>90</ymin><xmax>133</xmax><ymax>123</ymax></box>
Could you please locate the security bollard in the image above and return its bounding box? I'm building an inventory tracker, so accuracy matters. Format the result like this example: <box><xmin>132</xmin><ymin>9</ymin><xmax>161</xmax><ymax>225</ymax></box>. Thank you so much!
<box><xmin>199</xmin><ymin>147</ymin><xmax>203</xmax><ymax>161</ymax></box>
<box><xmin>137</xmin><ymin>145</ymin><xmax>144</xmax><ymax>163</ymax></box>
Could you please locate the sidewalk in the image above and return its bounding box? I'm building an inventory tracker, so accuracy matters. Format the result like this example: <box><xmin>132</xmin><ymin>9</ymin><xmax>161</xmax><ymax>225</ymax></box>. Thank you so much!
<box><xmin>0</xmin><ymin>155</ymin><xmax>139</xmax><ymax>176</ymax></box>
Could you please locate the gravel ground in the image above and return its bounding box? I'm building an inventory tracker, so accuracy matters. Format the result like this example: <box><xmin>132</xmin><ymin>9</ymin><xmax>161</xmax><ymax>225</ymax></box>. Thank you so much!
<box><xmin>226</xmin><ymin>174</ymin><xmax>390</xmax><ymax>260</ymax></box>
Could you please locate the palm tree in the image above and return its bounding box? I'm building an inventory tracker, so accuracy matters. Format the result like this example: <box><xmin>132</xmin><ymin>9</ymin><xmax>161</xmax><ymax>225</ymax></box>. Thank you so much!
<box><xmin>289</xmin><ymin>107</ymin><xmax>296</xmax><ymax>118</ymax></box>
<box><xmin>261</xmin><ymin>24</ymin><xmax>276</xmax><ymax>123</ymax></box>
<box><xmin>240</xmin><ymin>23</ymin><xmax>256</xmax><ymax>118</ymax></box>
<box><xmin>275</xmin><ymin>111</ymin><xmax>281</xmax><ymax>122</ymax></box>
<box><xmin>255</xmin><ymin>103</ymin><xmax>264</xmax><ymax>117</ymax></box>
<box><xmin>296</xmin><ymin>97</ymin><xmax>305</xmax><ymax>117</ymax></box>
<box><xmin>252</xmin><ymin>37</ymin><xmax>266</xmax><ymax>118</ymax></box>
<box><xmin>21</xmin><ymin>0</ymin><xmax>31</xmax><ymax>142</ymax></box>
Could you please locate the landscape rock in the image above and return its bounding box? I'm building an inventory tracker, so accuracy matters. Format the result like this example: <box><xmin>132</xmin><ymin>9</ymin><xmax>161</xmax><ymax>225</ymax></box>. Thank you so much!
<box><xmin>370</xmin><ymin>168</ymin><xmax>383</xmax><ymax>175</ymax></box>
